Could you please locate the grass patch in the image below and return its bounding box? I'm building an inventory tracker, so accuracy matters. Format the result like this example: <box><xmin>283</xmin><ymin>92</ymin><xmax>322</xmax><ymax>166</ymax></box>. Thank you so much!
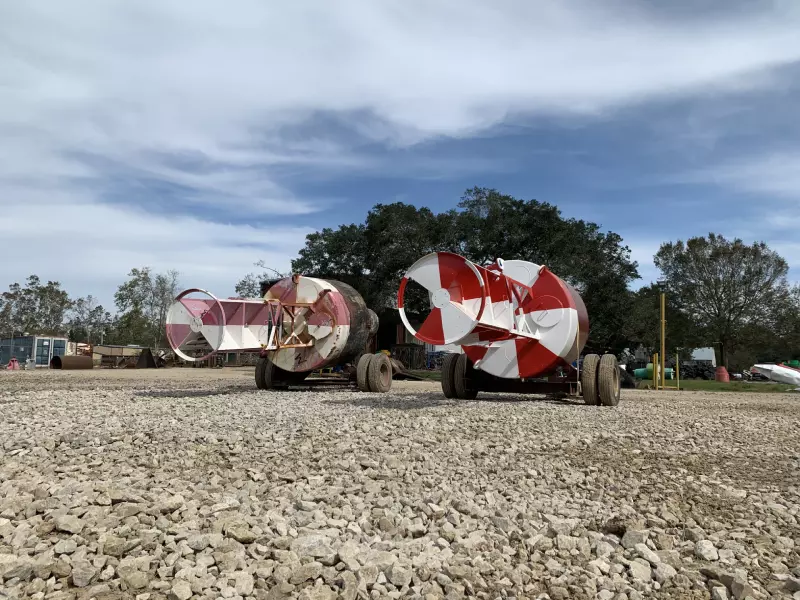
<box><xmin>407</xmin><ymin>370</ymin><xmax>442</xmax><ymax>381</ymax></box>
<box><xmin>636</xmin><ymin>379</ymin><xmax>796</xmax><ymax>393</ymax></box>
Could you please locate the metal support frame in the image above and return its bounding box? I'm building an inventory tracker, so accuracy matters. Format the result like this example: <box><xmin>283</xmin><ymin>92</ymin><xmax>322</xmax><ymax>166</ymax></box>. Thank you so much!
<box><xmin>474</xmin><ymin>374</ymin><xmax>580</xmax><ymax>396</ymax></box>
<box><xmin>281</xmin><ymin>374</ymin><xmax>357</xmax><ymax>389</ymax></box>
<box><xmin>653</xmin><ymin>351</ymin><xmax>681</xmax><ymax>391</ymax></box>
<box><xmin>260</xmin><ymin>296</ymin><xmax>336</xmax><ymax>353</ymax></box>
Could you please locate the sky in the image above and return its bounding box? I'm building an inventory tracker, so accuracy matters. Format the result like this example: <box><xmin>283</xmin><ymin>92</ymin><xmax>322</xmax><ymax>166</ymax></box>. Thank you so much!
<box><xmin>2</xmin><ymin>0</ymin><xmax>800</xmax><ymax>312</ymax></box>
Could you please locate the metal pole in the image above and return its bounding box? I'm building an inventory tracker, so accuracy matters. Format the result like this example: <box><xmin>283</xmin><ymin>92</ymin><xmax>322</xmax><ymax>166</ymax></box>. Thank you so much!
<box><xmin>653</xmin><ymin>353</ymin><xmax>658</xmax><ymax>389</ymax></box>
<box><xmin>576</xmin><ymin>322</ymin><xmax>580</xmax><ymax>394</ymax></box>
<box><xmin>660</xmin><ymin>292</ymin><xmax>666</xmax><ymax>390</ymax></box>
<box><xmin>676</xmin><ymin>352</ymin><xmax>680</xmax><ymax>391</ymax></box>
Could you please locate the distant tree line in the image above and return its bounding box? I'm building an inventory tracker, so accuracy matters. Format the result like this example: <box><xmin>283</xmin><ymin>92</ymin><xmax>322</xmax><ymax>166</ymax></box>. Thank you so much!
<box><xmin>0</xmin><ymin>268</ymin><xmax>180</xmax><ymax>349</ymax></box>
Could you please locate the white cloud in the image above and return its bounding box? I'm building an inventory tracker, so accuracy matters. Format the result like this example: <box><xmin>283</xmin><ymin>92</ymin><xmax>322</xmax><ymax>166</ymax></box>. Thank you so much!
<box><xmin>625</xmin><ymin>239</ymin><xmax>664</xmax><ymax>288</ymax></box>
<box><xmin>672</xmin><ymin>151</ymin><xmax>800</xmax><ymax>278</ymax></box>
<box><xmin>694</xmin><ymin>152</ymin><xmax>800</xmax><ymax>198</ymax></box>
<box><xmin>773</xmin><ymin>243</ymin><xmax>800</xmax><ymax>279</ymax></box>
<box><xmin>0</xmin><ymin>193</ymin><xmax>313</xmax><ymax>309</ymax></box>
<box><xmin>2</xmin><ymin>0</ymin><xmax>800</xmax><ymax>304</ymax></box>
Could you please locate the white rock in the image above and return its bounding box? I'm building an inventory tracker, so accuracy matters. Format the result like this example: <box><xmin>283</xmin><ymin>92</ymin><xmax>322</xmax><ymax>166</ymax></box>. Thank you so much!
<box><xmin>634</xmin><ymin>543</ymin><xmax>661</xmax><ymax>565</ymax></box>
<box><xmin>621</xmin><ymin>530</ymin><xmax>648</xmax><ymax>549</ymax></box>
<box><xmin>54</xmin><ymin>538</ymin><xmax>78</xmax><ymax>555</ymax></box>
<box><xmin>695</xmin><ymin>540</ymin><xmax>720</xmax><ymax>561</ymax></box>
<box><xmin>54</xmin><ymin>515</ymin><xmax>84</xmax><ymax>534</ymax></box>
<box><xmin>711</xmin><ymin>586</ymin><xmax>729</xmax><ymax>600</ymax></box>
<box><xmin>596</xmin><ymin>540</ymin><xmax>615</xmax><ymax>558</ymax></box>
<box><xmin>653</xmin><ymin>563</ymin><xmax>677</xmax><ymax>584</ymax></box>
<box><xmin>70</xmin><ymin>559</ymin><xmax>97</xmax><ymax>587</ymax></box>
<box><xmin>170</xmin><ymin>580</ymin><xmax>193</xmax><ymax>600</ymax></box>
<box><xmin>629</xmin><ymin>560</ymin><xmax>652</xmax><ymax>582</ymax></box>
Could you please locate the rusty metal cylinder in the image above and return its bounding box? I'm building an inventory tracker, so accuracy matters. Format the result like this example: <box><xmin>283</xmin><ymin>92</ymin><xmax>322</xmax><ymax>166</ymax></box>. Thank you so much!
<box><xmin>50</xmin><ymin>355</ymin><xmax>93</xmax><ymax>370</ymax></box>
<box><xmin>264</xmin><ymin>276</ymin><xmax>378</xmax><ymax>373</ymax></box>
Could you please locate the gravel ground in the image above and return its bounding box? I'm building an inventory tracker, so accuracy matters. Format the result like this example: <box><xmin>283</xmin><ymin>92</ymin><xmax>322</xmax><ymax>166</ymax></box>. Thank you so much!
<box><xmin>1</xmin><ymin>368</ymin><xmax>799</xmax><ymax>600</ymax></box>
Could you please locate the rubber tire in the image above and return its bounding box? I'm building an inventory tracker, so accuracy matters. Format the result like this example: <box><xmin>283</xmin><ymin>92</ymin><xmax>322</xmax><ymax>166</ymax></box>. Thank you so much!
<box><xmin>256</xmin><ymin>356</ymin><xmax>285</xmax><ymax>389</ymax></box>
<box><xmin>367</xmin><ymin>353</ymin><xmax>392</xmax><ymax>393</ymax></box>
<box><xmin>441</xmin><ymin>353</ymin><xmax>459</xmax><ymax>398</ymax></box>
<box><xmin>581</xmin><ymin>354</ymin><xmax>600</xmax><ymax>405</ymax></box>
<box><xmin>256</xmin><ymin>356</ymin><xmax>305</xmax><ymax>390</ymax></box>
<box><xmin>453</xmin><ymin>353</ymin><xmax>479</xmax><ymax>400</ymax></box>
<box><xmin>598</xmin><ymin>354</ymin><xmax>621</xmax><ymax>406</ymax></box>
<box><xmin>255</xmin><ymin>357</ymin><xmax>268</xmax><ymax>390</ymax></box>
<box><xmin>356</xmin><ymin>354</ymin><xmax>373</xmax><ymax>392</ymax></box>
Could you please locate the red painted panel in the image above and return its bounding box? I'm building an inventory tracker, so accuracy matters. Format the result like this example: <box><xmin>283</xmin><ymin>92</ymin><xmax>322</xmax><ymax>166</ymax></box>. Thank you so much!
<box><xmin>515</xmin><ymin>338</ymin><xmax>561</xmax><ymax>378</ymax></box>
<box><xmin>416</xmin><ymin>308</ymin><xmax>445</xmax><ymax>344</ymax></box>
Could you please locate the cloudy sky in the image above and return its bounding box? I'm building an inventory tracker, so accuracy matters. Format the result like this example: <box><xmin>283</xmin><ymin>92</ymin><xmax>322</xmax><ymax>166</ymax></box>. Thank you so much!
<box><xmin>2</xmin><ymin>0</ymin><xmax>799</xmax><ymax>310</ymax></box>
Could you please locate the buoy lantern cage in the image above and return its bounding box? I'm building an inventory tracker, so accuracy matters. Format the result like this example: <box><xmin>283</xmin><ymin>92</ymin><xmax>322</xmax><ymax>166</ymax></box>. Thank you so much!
<box><xmin>165</xmin><ymin>276</ymin><xmax>387</xmax><ymax>392</ymax></box>
<box><xmin>398</xmin><ymin>252</ymin><xmax>621</xmax><ymax>406</ymax></box>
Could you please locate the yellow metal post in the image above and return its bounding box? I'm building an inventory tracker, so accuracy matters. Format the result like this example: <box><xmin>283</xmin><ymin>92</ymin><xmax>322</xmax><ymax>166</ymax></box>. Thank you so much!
<box><xmin>675</xmin><ymin>352</ymin><xmax>680</xmax><ymax>390</ymax></box>
<box><xmin>653</xmin><ymin>353</ymin><xmax>658</xmax><ymax>389</ymax></box>
<box><xmin>660</xmin><ymin>292</ymin><xmax>666</xmax><ymax>390</ymax></box>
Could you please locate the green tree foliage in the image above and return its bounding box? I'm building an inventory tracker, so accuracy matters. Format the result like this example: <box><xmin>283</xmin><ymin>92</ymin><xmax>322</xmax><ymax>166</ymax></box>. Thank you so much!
<box><xmin>292</xmin><ymin>224</ymin><xmax>374</xmax><ymax>298</ymax></box>
<box><xmin>724</xmin><ymin>284</ymin><xmax>800</xmax><ymax>370</ymax></box>
<box><xmin>0</xmin><ymin>276</ymin><xmax>72</xmax><ymax>337</ymax></box>
<box><xmin>105</xmin><ymin>309</ymin><xmax>153</xmax><ymax>347</ymax></box>
<box><xmin>456</xmin><ymin>188</ymin><xmax>639</xmax><ymax>353</ymax></box>
<box><xmin>784</xmin><ymin>285</ymin><xmax>800</xmax><ymax>357</ymax></box>
<box><xmin>234</xmin><ymin>260</ymin><xmax>288</xmax><ymax>298</ymax></box>
<box><xmin>292</xmin><ymin>187</ymin><xmax>640</xmax><ymax>354</ymax></box>
<box><xmin>654</xmin><ymin>233</ymin><xmax>790</xmax><ymax>369</ymax></box>
<box><xmin>622</xmin><ymin>283</ymin><xmax>701</xmax><ymax>358</ymax></box>
<box><xmin>113</xmin><ymin>268</ymin><xmax>180</xmax><ymax>348</ymax></box>
<box><xmin>67</xmin><ymin>295</ymin><xmax>112</xmax><ymax>343</ymax></box>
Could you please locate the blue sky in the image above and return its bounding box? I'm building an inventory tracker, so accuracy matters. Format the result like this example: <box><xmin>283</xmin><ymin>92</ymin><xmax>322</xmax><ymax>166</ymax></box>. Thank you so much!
<box><xmin>2</xmin><ymin>0</ymin><xmax>799</xmax><ymax>310</ymax></box>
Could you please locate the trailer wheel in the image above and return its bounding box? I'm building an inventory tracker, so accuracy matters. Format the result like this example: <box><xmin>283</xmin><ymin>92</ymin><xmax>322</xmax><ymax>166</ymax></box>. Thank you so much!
<box><xmin>581</xmin><ymin>354</ymin><xmax>600</xmax><ymax>405</ymax></box>
<box><xmin>255</xmin><ymin>356</ymin><xmax>298</xmax><ymax>390</ymax></box>
<box><xmin>367</xmin><ymin>353</ymin><xmax>393</xmax><ymax>393</ymax></box>
<box><xmin>454</xmin><ymin>353</ymin><xmax>479</xmax><ymax>400</ymax></box>
<box><xmin>598</xmin><ymin>354</ymin><xmax>621</xmax><ymax>406</ymax></box>
<box><xmin>441</xmin><ymin>353</ymin><xmax>459</xmax><ymax>398</ymax></box>
<box><xmin>255</xmin><ymin>356</ymin><xmax>268</xmax><ymax>390</ymax></box>
<box><xmin>356</xmin><ymin>354</ymin><xmax>373</xmax><ymax>392</ymax></box>
<box><xmin>256</xmin><ymin>356</ymin><xmax>288</xmax><ymax>390</ymax></box>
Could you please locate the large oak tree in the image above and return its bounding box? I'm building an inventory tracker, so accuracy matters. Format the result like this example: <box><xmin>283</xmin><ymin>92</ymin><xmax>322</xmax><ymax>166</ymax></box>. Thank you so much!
<box><xmin>654</xmin><ymin>233</ymin><xmax>790</xmax><ymax>369</ymax></box>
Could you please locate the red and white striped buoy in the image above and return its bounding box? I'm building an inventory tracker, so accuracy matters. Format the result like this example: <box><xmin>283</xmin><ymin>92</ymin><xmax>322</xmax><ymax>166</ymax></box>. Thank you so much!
<box><xmin>261</xmin><ymin>276</ymin><xmax>351</xmax><ymax>372</ymax></box>
<box><xmin>165</xmin><ymin>277</ymin><xmax>375</xmax><ymax>373</ymax></box>
<box><xmin>398</xmin><ymin>252</ymin><xmax>588</xmax><ymax>379</ymax></box>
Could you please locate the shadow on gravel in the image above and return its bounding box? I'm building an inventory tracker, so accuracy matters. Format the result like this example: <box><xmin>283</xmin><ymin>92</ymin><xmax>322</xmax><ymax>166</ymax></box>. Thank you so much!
<box><xmin>133</xmin><ymin>386</ymin><xmax>253</xmax><ymax>399</ymax></box>
<box><xmin>325</xmin><ymin>392</ymin><xmax>585</xmax><ymax>410</ymax></box>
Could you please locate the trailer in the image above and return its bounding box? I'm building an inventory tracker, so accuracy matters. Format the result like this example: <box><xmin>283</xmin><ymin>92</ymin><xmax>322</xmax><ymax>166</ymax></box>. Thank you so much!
<box><xmin>397</xmin><ymin>252</ymin><xmax>620</xmax><ymax>405</ymax></box>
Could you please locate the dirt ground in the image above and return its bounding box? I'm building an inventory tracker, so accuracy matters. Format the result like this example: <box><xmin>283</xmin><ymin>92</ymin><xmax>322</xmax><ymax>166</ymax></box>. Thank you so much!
<box><xmin>1</xmin><ymin>367</ymin><xmax>798</xmax><ymax>599</ymax></box>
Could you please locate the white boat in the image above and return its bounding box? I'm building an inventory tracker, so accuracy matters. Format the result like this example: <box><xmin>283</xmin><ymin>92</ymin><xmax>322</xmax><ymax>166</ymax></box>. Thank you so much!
<box><xmin>751</xmin><ymin>363</ymin><xmax>800</xmax><ymax>389</ymax></box>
